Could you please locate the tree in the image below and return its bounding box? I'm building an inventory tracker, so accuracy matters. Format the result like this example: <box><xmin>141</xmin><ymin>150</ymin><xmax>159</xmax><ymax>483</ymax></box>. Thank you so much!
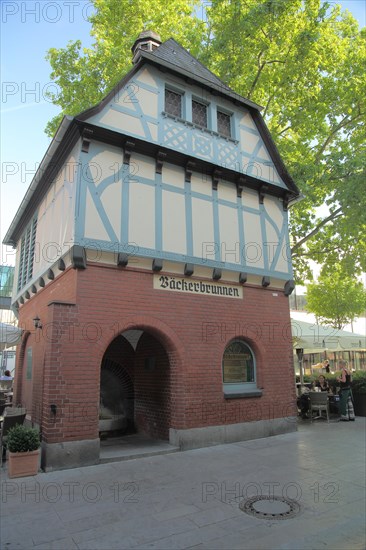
<box><xmin>306</xmin><ymin>268</ymin><xmax>366</xmax><ymax>329</ymax></box>
<box><xmin>45</xmin><ymin>0</ymin><xmax>366</xmax><ymax>281</ymax></box>
<box><xmin>45</xmin><ymin>0</ymin><xmax>205</xmax><ymax>136</ymax></box>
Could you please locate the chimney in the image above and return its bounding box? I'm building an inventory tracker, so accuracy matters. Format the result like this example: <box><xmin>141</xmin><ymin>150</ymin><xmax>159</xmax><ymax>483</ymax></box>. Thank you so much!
<box><xmin>131</xmin><ymin>30</ymin><xmax>162</xmax><ymax>64</ymax></box>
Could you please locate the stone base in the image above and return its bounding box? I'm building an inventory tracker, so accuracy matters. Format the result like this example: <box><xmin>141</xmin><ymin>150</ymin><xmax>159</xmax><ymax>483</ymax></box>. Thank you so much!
<box><xmin>41</xmin><ymin>439</ymin><xmax>100</xmax><ymax>472</ymax></box>
<box><xmin>169</xmin><ymin>417</ymin><xmax>297</xmax><ymax>450</ymax></box>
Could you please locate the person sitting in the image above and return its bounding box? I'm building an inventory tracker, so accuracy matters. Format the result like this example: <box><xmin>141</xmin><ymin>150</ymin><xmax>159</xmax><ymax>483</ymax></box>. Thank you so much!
<box><xmin>316</xmin><ymin>375</ymin><xmax>330</xmax><ymax>392</ymax></box>
<box><xmin>297</xmin><ymin>386</ymin><xmax>310</xmax><ymax>419</ymax></box>
<box><xmin>0</xmin><ymin>370</ymin><xmax>12</xmax><ymax>380</ymax></box>
<box><xmin>0</xmin><ymin>370</ymin><xmax>13</xmax><ymax>390</ymax></box>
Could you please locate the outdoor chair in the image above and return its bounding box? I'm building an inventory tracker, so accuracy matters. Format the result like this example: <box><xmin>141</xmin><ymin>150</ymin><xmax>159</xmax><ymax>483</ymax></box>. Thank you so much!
<box><xmin>0</xmin><ymin>399</ymin><xmax>6</xmax><ymax>416</ymax></box>
<box><xmin>0</xmin><ymin>408</ymin><xmax>26</xmax><ymax>465</ymax></box>
<box><xmin>309</xmin><ymin>392</ymin><xmax>329</xmax><ymax>423</ymax></box>
<box><xmin>0</xmin><ymin>380</ymin><xmax>13</xmax><ymax>391</ymax></box>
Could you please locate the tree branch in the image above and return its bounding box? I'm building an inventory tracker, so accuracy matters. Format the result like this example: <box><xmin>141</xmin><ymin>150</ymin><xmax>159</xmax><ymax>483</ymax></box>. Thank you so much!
<box><xmin>277</xmin><ymin>125</ymin><xmax>291</xmax><ymax>136</ymax></box>
<box><xmin>263</xmin><ymin>94</ymin><xmax>274</xmax><ymax>118</ymax></box>
<box><xmin>315</xmin><ymin>112</ymin><xmax>365</xmax><ymax>160</ymax></box>
<box><xmin>247</xmin><ymin>52</ymin><xmax>265</xmax><ymax>98</ymax></box>
<box><xmin>291</xmin><ymin>207</ymin><xmax>343</xmax><ymax>252</ymax></box>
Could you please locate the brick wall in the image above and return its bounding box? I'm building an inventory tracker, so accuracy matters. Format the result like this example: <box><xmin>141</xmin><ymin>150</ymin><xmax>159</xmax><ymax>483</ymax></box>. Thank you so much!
<box><xmin>15</xmin><ymin>263</ymin><xmax>296</xmax><ymax>444</ymax></box>
<box><xmin>134</xmin><ymin>332</ymin><xmax>171</xmax><ymax>439</ymax></box>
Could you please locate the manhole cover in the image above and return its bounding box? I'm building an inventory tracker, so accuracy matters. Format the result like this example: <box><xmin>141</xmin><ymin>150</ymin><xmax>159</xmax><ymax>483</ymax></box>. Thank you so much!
<box><xmin>239</xmin><ymin>496</ymin><xmax>301</xmax><ymax>520</ymax></box>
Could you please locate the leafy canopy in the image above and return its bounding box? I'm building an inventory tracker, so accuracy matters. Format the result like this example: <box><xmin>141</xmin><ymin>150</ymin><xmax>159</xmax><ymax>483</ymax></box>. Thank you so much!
<box><xmin>45</xmin><ymin>0</ymin><xmax>366</xmax><ymax>282</ymax></box>
<box><xmin>306</xmin><ymin>266</ymin><xmax>366</xmax><ymax>329</ymax></box>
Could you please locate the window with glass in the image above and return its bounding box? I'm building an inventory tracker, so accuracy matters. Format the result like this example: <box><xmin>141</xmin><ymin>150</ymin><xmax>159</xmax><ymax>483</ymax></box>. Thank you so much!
<box><xmin>26</xmin><ymin>347</ymin><xmax>32</xmax><ymax>380</ymax></box>
<box><xmin>165</xmin><ymin>89</ymin><xmax>182</xmax><ymax>117</ymax></box>
<box><xmin>217</xmin><ymin>110</ymin><xmax>231</xmax><ymax>137</ymax></box>
<box><xmin>192</xmin><ymin>100</ymin><xmax>208</xmax><ymax>127</ymax></box>
<box><xmin>17</xmin><ymin>216</ymin><xmax>37</xmax><ymax>291</ymax></box>
<box><xmin>222</xmin><ymin>340</ymin><xmax>259</xmax><ymax>395</ymax></box>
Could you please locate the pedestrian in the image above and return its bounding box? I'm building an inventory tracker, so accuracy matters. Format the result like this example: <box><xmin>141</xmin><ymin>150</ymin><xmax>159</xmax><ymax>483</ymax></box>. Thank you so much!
<box><xmin>323</xmin><ymin>360</ymin><xmax>330</xmax><ymax>373</ymax></box>
<box><xmin>337</xmin><ymin>360</ymin><xmax>355</xmax><ymax>421</ymax></box>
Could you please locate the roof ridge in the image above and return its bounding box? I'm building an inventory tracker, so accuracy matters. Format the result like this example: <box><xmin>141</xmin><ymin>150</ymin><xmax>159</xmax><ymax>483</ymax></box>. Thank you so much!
<box><xmin>162</xmin><ymin>38</ymin><xmax>231</xmax><ymax>89</ymax></box>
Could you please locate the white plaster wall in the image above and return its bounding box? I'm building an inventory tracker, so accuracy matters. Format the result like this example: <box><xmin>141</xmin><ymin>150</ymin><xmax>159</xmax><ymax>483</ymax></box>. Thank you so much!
<box><xmin>162</xmin><ymin>191</ymin><xmax>186</xmax><ymax>254</ymax></box>
<box><xmin>129</xmin><ymin>181</ymin><xmax>155</xmax><ymax>249</ymax></box>
<box><xmin>34</xmin><ymin>142</ymin><xmax>80</xmax><ymax>276</ymax></box>
<box><xmin>162</xmin><ymin>163</ymin><xmax>185</xmax><ymax>189</ymax></box>
<box><xmin>219</xmin><ymin>204</ymin><xmax>240</xmax><ymax>265</ymax></box>
<box><xmin>192</xmin><ymin>198</ymin><xmax>214</xmax><ymax>258</ymax></box>
<box><xmin>84</xmin><ymin>146</ymin><xmax>124</xmax><ymax>241</ymax></box>
<box><xmin>243</xmin><ymin>212</ymin><xmax>264</xmax><ymax>268</ymax></box>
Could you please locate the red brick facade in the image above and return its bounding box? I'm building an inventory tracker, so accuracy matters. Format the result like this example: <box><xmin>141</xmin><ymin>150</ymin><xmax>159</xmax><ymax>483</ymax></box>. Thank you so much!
<box><xmin>14</xmin><ymin>262</ymin><xmax>297</xmax><ymax>450</ymax></box>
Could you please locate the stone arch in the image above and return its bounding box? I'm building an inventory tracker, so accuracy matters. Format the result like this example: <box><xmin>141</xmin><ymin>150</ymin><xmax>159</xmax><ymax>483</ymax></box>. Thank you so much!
<box><xmin>13</xmin><ymin>330</ymin><xmax>31</xmax><ymax>406</ymax></box>
<box><xmin>97</xmin><ymin>315</ymin><xmax>188</xmax><ymax>434</ymax></box>
<box><xmin>99</xmin><ymin>335</ymin><xmax>136</xmax><ymax>435</ymax></box>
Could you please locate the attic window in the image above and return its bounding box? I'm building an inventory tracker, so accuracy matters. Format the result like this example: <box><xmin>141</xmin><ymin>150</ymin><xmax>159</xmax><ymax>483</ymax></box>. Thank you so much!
<box><xmin>165</xmin><ymin>89</ymin><xmax>182</xmax><ymax>117</ymax></box>
<box><xmin>217</xmin><ymin>110</ymin><xmax>231</xmax><ymax>138</ymax></box>
<box><xmin>192</xmin><ymin>100</ymin><xmax>207</xmax><ymax>128</ymax></box>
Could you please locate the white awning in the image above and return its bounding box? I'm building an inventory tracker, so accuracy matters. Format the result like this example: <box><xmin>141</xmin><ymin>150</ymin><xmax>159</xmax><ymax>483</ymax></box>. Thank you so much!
<box><xmin>0</xmin><ymin>322</ymin><xmax>22</xmax><ymax>351</ymax></box>
<box><xmin>291</xmin><ymin>319</ymin><xmax>366</xmax><ymax>352</ymax></box>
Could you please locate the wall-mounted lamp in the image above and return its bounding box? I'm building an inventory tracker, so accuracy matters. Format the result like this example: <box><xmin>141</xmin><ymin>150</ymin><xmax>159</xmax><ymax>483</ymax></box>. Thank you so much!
<box><xmin>295</xmin><ymin>348</ymin><xmax>304</xmax><ymax>361</ymax></box>
<box><xmin>50</xmin><ymin>404</ymin><xmax>57</xmax><ymax>416</ymax></box>
<box><xmin>33</xmin><ymin>316</ymin><xmax>42</xmax><ymax>329</ymax></box>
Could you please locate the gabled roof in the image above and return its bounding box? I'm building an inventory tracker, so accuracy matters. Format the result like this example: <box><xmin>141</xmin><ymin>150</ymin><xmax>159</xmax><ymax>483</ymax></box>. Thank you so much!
<box><xmin>142</xmin><ymin>38</ymin><xmax>263</xmax><ymax>111</ymax></box>
<box><xmin>4</xmin><ymin>36</ymin><xmax>301</xmax><ymax>246</ymax></box>
<box><xmin>78</xmin><ymin>38</ymin><xmax>263</xmax><ymax>121</ymax></box>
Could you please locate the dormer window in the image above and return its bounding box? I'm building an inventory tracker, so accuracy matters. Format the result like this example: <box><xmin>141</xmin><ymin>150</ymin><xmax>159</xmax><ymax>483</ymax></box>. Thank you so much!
<box><xmin>217</xmin><ymin>110</ymin><xmax>232</xmax><ymax>138</ymax></box>
<box><xmin>165</xmin><ymin>89</ymin><xmax>183</xmax><ymax>118</ymax></box>
<box><xmin>192</xmin><ymin>100</ymin><xmax>207</xmax><ymax>128</ymax></box>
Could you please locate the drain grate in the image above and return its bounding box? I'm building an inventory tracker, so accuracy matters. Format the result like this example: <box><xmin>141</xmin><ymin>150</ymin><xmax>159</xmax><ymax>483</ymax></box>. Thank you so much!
<box><xmin>239</xmin><ymin>495</ymin><xmax>301</xmax><ymax>520</ymax></box>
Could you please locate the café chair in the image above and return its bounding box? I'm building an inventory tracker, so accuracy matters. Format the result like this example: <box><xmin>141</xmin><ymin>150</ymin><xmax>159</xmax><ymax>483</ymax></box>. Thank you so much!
<box><xmin>0</xmin><ymin>380</ymin><xmax>13</xmax><ymax>391</ymax></box>
<box><xmin>0</xmin><ymin>399</ymin><xmax>6</xmax><ymax>416</ymax></box>
<box><xmin>309</xmin><ymin>392</ymin><xmax>330</xmax><ymax>423</ymax></box>
<box><xmin>0</xmin><ymin>408</ymin><xmax>26</xmax><ymax>466</ymax></box>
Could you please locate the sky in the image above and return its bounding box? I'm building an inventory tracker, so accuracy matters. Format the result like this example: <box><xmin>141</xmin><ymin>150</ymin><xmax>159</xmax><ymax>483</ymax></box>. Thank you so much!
<box><xmin>1</xmin><ymin>0</ymin><xmax>365</xmax><ymax>268</ymax></box>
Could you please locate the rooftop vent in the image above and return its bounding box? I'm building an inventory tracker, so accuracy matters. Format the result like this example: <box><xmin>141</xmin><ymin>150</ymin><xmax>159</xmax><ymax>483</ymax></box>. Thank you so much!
<box><xmin>131</xmin><ymin>30</ymin><xmax>162</xmax><ymax>64</ymax></box>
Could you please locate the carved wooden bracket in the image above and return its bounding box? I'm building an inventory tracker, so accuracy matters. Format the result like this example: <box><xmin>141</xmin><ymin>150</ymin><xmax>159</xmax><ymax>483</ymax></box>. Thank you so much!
<box><xmin>156</xmin><ymin>151</ymin><xmax>167</xmax><ymax>174</ymax></box>
<box><xmin>185</xmin><ymin>161</ymin><xmax>196</xmax><ymax>183</ymax></box>
<box><xmin>258</xmin><ymin>185</ymin><xmax>269</xmax><ymax>204</ymax></box>
<box><xmin>212</xmin><ymin>169</ymin><xmax>222</xmax><ymax>191</ymax></box>
<box><xmin>236</xmin><ymin>176</ymin><xmax>246</xmax><ymax>198</ymax></box>
<box><xmin>282</xmin><ymin>193</ymin><xmax>290</xmax><ymax>211</ymax></box>
<box><xmin>81</xmin><ymin>139</ymin><xmax>90</xmax><ymax>153</ymax></box>
<box><xmin>123</xmin><ymin>140</ymin><xmax>135</xmax><ymax>165</ymax></box>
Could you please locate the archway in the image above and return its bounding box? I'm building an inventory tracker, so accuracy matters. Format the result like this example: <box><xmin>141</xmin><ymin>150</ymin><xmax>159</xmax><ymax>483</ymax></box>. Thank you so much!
<box><xmin>99</xmin><ymin>328</ymin><xmax>172</xmax><ymax>441</ymax></box>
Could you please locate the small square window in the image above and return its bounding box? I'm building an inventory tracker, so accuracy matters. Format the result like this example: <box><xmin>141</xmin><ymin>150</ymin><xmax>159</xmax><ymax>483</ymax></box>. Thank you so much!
<box><xmin>192</xmin><ymin>100</ymin><xmax>207</xmax><ymax>127</ymax></box>
<box><xmin>165</xmin><ymin>89</ymin><xmax>182</xmax><ymax>117</ymax></box>
<box><xmin>217</xmin><ymin>111</ymin><xmax>231</xmax><ymax>137</ymax></box>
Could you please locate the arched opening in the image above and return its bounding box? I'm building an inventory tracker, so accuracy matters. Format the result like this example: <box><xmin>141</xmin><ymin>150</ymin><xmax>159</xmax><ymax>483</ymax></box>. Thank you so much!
<box><xmin>99</xmin><ymin>328</ymin><xmax>172</xmax><ymax>443</ymax></box>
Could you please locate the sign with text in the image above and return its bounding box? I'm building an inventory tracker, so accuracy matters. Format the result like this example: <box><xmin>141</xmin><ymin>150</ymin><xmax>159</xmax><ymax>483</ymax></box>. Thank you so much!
<box><xmin>154</xmin><ymin>275</ymin><xmax>243</xmax><ymax>299</ymax></box>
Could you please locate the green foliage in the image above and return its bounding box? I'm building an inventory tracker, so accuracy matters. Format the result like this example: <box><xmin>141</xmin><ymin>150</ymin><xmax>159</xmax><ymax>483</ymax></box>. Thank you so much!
<box><xmin>350</xmin><ymin>370</ymin><xmax>366</xmax><ymax>394</ymax></box>
<box><xmin>45</xmin><ymin>0</ymin><xmax>366</xmax><ymax>279</ymax></box>
<box><xmin>45</xmin><ymin>0</ymin><xmax>205</xmax><ymax>136</ymax></box>
<box><xmin>6</xmin><ymin>425</ymin><xmax>40</xmax><ymax>453</ymax></box>
<box><xmin>204</xmin><ymin>0</ymin><xmax>366</xmax><ymax>281</ymax></box>
<box><xmin>306</xmin><ymin>267</ymin><xmax>366</xmax><ymax>328</ymax></box>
